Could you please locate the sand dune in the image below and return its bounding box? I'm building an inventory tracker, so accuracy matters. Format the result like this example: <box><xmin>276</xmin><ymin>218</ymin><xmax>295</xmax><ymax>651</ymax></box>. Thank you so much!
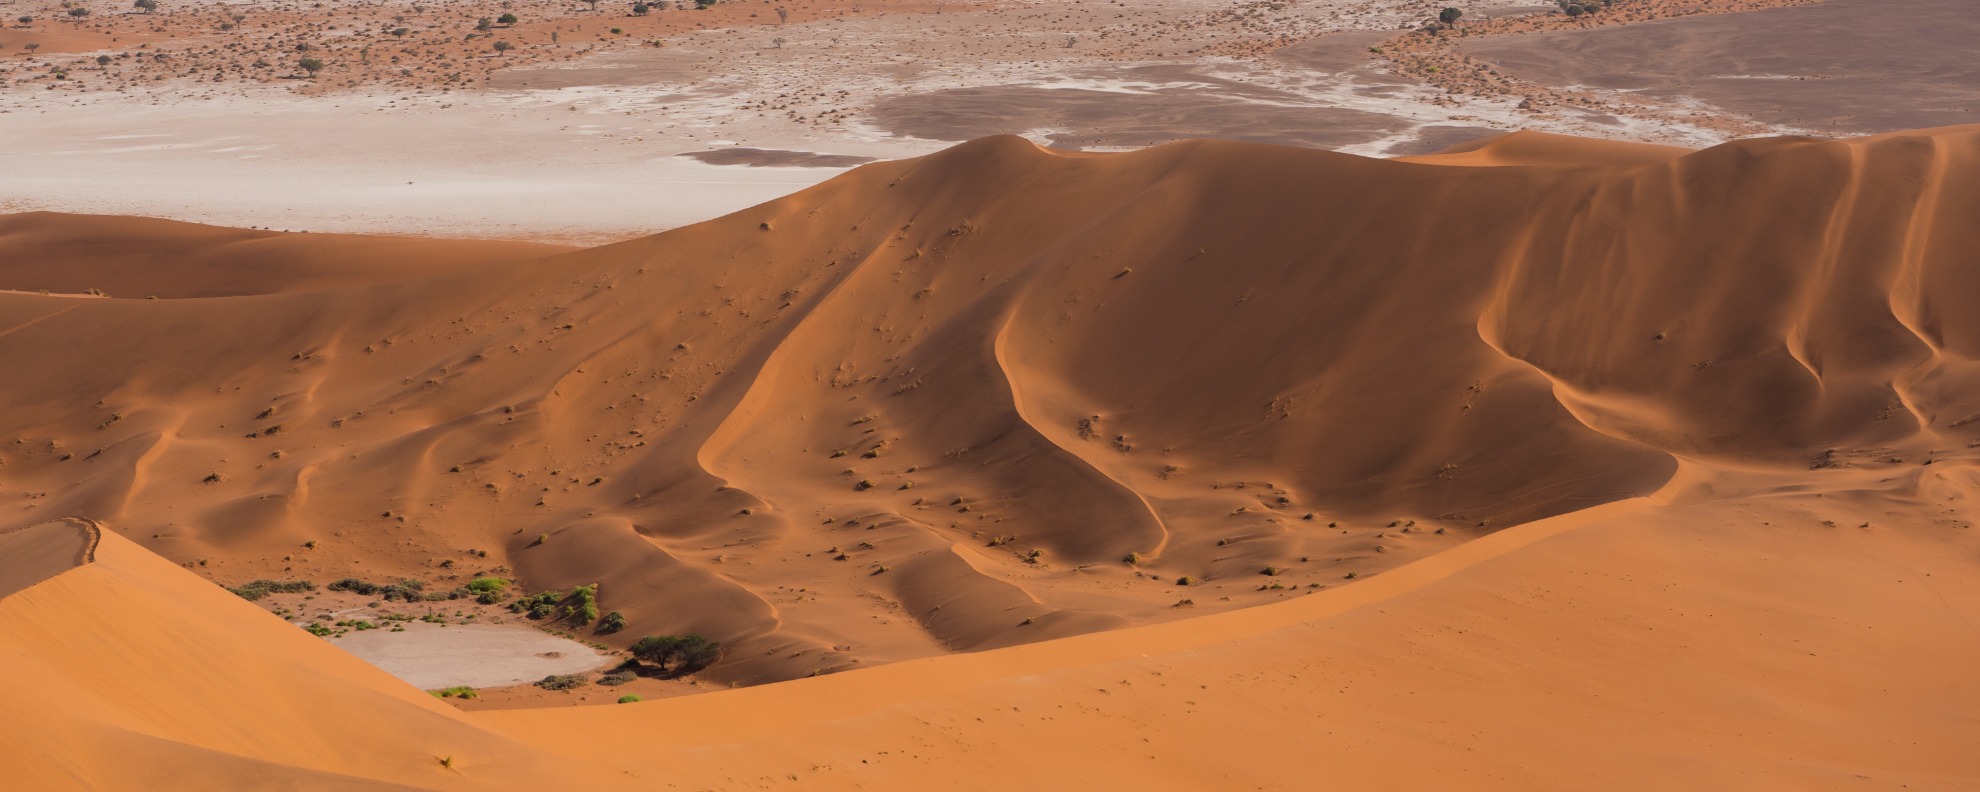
<box><xmin>3</xmin><ymin>126</ymin><xmax>1979</xmax><ymax>788</ymax></box>
<box><xmin>7</xmin><ymin>127</ymin><xmax>1980</xmax><ymax>684</ymax></box>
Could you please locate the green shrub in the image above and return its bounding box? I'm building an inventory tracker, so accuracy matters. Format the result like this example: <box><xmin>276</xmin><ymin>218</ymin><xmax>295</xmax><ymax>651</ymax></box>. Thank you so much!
<box><xmin>511</xmin><ymin>589</ymin><xmax>563</xmax><ymax>618</ymax></box>
<box><xmin>617</xmin><ymin>694</ymin><xmax>642</xmax><ymax>704</ymax></box>
<box><xmin>597</xmin><ymin>611</ymin><xmax>627</xmax><ymax>634</ymax></box>
<box><xmin>329</xmin><ymin>577</ymin><xmax>434</xmax><ymax>602</ymax></box>
<box><xmin>466</xmin><ymin>578</ymin><xmax>508</xmax><ymax>604</ymax></box>
<box><xmin>432</xmin><ymin>686</ymin><xmax>478</xmax><ymax>699</ymax></box>
<box><xmin>228</xmin><ymin>579</ymin><xmax>316</xmax><ymax>601</ymax></box>
<box><xmin>536</xmin><ymin>674</ymin><xmax>587</xmax><ymax>691</ymax></box>
<box><xmin>563</xmin><ymin>584</ymin><xmax>600</xmax><ymax>625</ymax></box>
<box><xmin>597</xmin><ymin>668</ymin><xmax>638</xmax><ymax>686</ymax></box>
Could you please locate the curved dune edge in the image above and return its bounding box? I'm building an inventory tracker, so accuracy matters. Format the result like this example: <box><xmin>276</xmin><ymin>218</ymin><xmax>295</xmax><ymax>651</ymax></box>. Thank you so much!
<box><xmin>3</xmin><ymin>476</ymin><xmax>1973</xmax><ymax>789</ymax></box>
<box><xmin>479</xmin><ymin>476</ymin><xmax>1980</xmax><ymax>790</ymax></box>
<box><xmin>0</xmin><ymin>518</ymin><xmax>100</xmax><ymax>600</ymax></box>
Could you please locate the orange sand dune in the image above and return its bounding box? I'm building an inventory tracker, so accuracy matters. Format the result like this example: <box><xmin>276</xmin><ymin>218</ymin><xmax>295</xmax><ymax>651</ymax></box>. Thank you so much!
<box><xmin>489</xmin><ymin>485</ymin><xmax>1980</xmax><ymax>790</ymax></box>
<box><xmin>6</xmin><ymin>127</ymin><xmax>1980</xmax><ymax>685</ymax></box>
<box><xmin>2</xmin><ymin>126</ymin><xmax>1980</xmax><ymax>788</ymax></box>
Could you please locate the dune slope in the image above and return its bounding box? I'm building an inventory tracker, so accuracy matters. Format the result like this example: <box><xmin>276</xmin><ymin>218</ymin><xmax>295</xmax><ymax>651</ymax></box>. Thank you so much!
<box><xmin>3</xmin><ymin>127</ymin><xmax>1980</xmax><ymax>688</ymax></box>
<box><xmin>0</xmin><ymin>524</ymin><xmax>630</xmax><ymax>790</ymax></box>
<box><xmin>487</xmin><ymin>484</ymin><xmax>1980</xmax><ymax>790</ymax></box>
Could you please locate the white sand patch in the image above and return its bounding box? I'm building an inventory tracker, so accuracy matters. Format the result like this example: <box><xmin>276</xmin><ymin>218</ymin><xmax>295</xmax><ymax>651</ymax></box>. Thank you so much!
<box><xmin>328</xmin><ymin>622</ymin><xmax>613</xmax><ymax>690</ymax></box>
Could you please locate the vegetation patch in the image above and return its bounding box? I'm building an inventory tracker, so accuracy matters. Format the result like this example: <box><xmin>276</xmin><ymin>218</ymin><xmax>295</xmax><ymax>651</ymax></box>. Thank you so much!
<box><xmin>536</xmin><ymin>673</ymin><xmax>588</xmax><ymax>691</ymax></box>
<box><xmin>227</xmin><ymin>579</ymin><xmax>316</xmax><ymax>601</ymax></box>
<box><xmin>329</xmin><ymin>577</ymin><xmax>476</xmax><ymax>602</ymax></box>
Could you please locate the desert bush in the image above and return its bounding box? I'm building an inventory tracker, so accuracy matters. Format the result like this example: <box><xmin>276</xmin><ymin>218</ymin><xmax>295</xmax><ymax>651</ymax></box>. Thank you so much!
<box><xmin>564</xmin><ymin>584</ymin><xmax>600</xmax><ymax>625</ymax></box>
<box><xmin>497</xmin><ymin>12</ymin><xmax>517</xmax><ymax>24</ymax></box>
<box><xmin>597</xmin><ymin>667</ymin><xmax>638</xmax><ymax>686</ymax></box>
<box><xmin>617</xmin><ymin>694</ymin><xmax>642</xmax><ymax>704</ymax></box>
<box><xmin>598</xmin><ymin>610</ymin><xmax>627</xmax><ymax>634</ymax></box>
<box><xmin>465</xmin><ymin>577</ymin><xmax>509</xmax><ymax>593</ymax></box>
<box><xmin>536</xmin><ymin>674</ymin><xmax>587</xmax><ymax>691</ymax></box>
<box><xmin>511</xmin><ymin>589</ymin><xmax>564</xmax><ymax>618</ymax></box>
<box><xmin>630</xmin><ymin>634</ymin><xmax>721</xmax><ymax>675</ymax></box>
<box><xmin>432</xmin><ymin>686</ymin><xmax>478</xmax><ymax>699</ymax></box>
<box><xmin>228</xmin><ymin>579</ymin><xmax>316</xmax><ymax>601</ymax></box>
<box><xmin>328</xmin><ymin>577</ymin><xmax>432</xmax><ymax>602</ymax></box>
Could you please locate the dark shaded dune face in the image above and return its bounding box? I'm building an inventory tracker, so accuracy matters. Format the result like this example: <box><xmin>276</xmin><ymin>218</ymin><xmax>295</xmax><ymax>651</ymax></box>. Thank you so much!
<box><xmin>1459</xmin><ymin>0</ymin><xmax>1980</xmax><ymax>135</ymax></box>
<box><xmin>1481</xmin><ymin>130</ymin><xmax>1980</xmax><ymax>463</ymax></box>
<box><xmin>5</xmin><ymin>128</ymin><xmax>1980</xmax><ymax>684</ymax></box>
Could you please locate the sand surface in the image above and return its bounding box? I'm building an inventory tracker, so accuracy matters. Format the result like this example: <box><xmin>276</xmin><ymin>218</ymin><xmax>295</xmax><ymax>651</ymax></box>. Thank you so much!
<box><xmin>5</xmin><ymin>8</ymin><xmax>1980</xmax><ymax>777</ymax></box>
<box><xmin>330</xmin><ymin>623</ymin><xmax>614</xmax><ymax>690</ymax></box>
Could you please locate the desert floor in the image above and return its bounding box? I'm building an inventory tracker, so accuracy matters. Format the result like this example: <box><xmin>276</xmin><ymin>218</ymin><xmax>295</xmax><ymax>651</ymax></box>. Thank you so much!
<box><xmin>8</xmin><ymin>0</ymin><xmax>1970</xmax><ymax>243</ymax></box>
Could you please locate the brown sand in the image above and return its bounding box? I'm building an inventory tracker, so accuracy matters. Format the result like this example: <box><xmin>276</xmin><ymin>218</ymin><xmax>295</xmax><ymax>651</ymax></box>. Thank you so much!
<box><xmin>2</xmin><ymin>127</ymin><xmax>1979</xmax><ymax>786</ymax></box>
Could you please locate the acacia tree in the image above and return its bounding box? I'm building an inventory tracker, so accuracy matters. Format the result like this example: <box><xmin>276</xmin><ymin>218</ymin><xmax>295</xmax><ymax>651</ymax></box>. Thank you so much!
<box><xmin>1438</xmin><ymin>7</ymin><xmax>1463</xmax><ymax>25</ymax></box>
<box><xmin>497</xmin><ymin>12</ymin><xmax>517</xmax><ymax>24</ymax></box>
<box><xmin>134</xmin><ymin>0</ymin><xmax>159</xmax><ymax>13</ymax></box>
<box><xmin>630</xmin><ymin>634</ymin><xmax>720</xmax><ymax>676</ymax></box>
<box><xmin>492</xmin><ymin>39</ymin><xmax>512</xmax><ymax>55</ymax></box>
<box><xmin>298</xmin><ymin>57</ymin><xmax>323</xmax><ymax>77</ymax></box>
